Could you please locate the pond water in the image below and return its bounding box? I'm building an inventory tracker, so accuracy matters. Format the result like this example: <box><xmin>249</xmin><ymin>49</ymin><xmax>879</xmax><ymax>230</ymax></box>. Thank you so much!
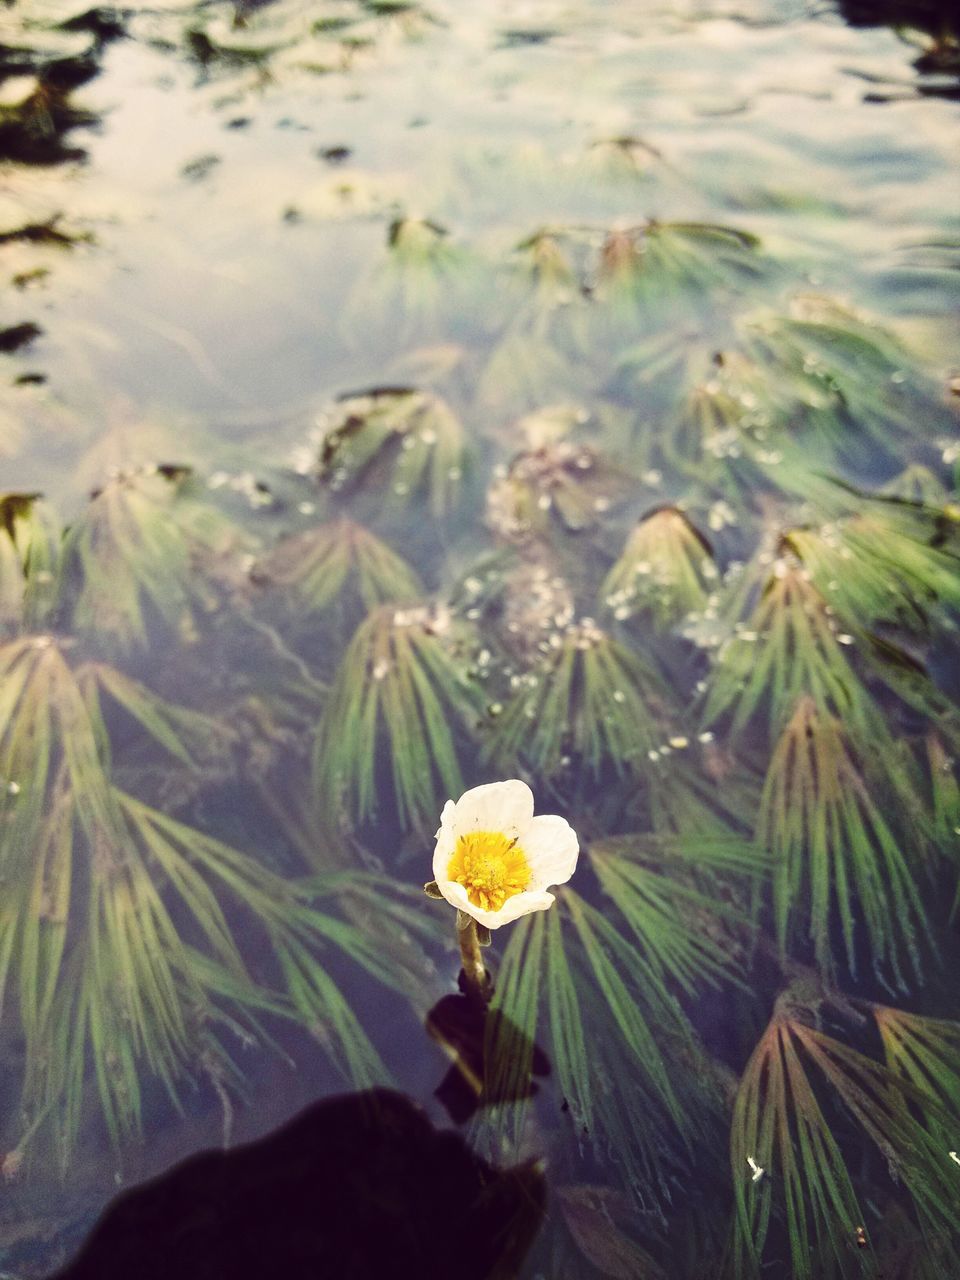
<box><xmin>1</xmin><ymin>0</ymin><xmax>959</xmax><ymax>1276</ymax></box>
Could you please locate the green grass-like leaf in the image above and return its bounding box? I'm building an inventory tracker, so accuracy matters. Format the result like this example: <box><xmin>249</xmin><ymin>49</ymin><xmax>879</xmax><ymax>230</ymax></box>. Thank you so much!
<box><xmin>314</xmin><ymin>602</ymin><xmax>481</xmax><ymax>831</ymax></box>
<box><xmin>59</xmin><ymin>466</ymin><xmax>241</xmax><ymax>650</ymax></box>
<box><xmin>590</xmin><ymin>839</ymin><xmax>753</xmax><ymax>997</ymax></box>
<box><xmin>314</xmin><ymin>388</ymin><xmax>468</xmax><ymax>517</ymax></box>
<box><xmin>485</xmin><ymin>618</ymin><xmax>667</xmax><ymax>778</ymax></box>
<box><xmin>0</xmin><ymin>636</ymin><xmax>407</xmax><ymax>1160</ymax></box>
<box><xmin>758</xmin><ymin>698</ymin><xmax>927</xmax><ymax>985</ymax></box>
<box><xmin>601</xmin><ymin>506</ymin><xmax>717</xmax><ymax>627</ymax></box>
<box><xmin>258</xmin><ymin>517</ymin><xmax>423</xmax><ymax>615</ymax></box>
<box><xmin>701</xmin><ymin>551</ymin><xmax>875</xmax><ymax>740</ymax></box>
<box><xmin>783</xmin><ymin>513</ymin><xmax>960</xmax><ymax>633</ymax></box>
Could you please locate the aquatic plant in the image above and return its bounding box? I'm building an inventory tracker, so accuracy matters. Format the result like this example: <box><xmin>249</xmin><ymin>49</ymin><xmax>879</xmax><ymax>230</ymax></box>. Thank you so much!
<box><xmin>757</xmin><ymin>697</ymin><xmax>927</xmax><ymax>983</ymax></box>
<box><xmin>741</xmin><ymin>296</ymin><xmax>938</xmax><ymax>464</ymax></box>
<box><xmin>873</xmin><ymin>1005</ymin><xmax>960</xmax><ymax>1143</ymax></box>
<box><xmin>700</xmin><ymin>549</ymin><xmax>870</xmax><ymax>738</ymax></box>
<box><xmin>0</xmin><ymin>635</ymin><xmax>421</xmax><ymax>1164</ymax></box>
<box><xmin>592</xmin><ymin>219</ymin><xmax>765</xmax><ymax>304</ymax></box>
<box><xmin>589</xmin><ymin>835</ymin><xmax>755</xmax><ymax>998</ymax></box>
<box><xmin>256</xmin><ymin>516</ymin><xmax>423</xmax><ymax>616</ymax></box>
<box><xmin>731</xmin><ymin>985</ymin><xmax>959</xmax><ymax>1279</ymax></box>
<box><xmin>314</xmin><ymin>602</ymin><xmax>482</xmax><ymax>831</ymax></box>
<box><xmin>311</xmin><ymin>387</ymin><xmax>468</xmax><ymax>517</ymax></box>
<box><xmin>481</xmin><ymin>888</ymin><xmax>723</xmax><ymax>1208</ymax></box>
<box><xmin>485</xmin><ymin>618</ymin><xmax>667</xmax><ymax>779</ymax></box>
<box><xmin>782</xmin><ymin>510</ymin><xmax>960</xmax><ymax>633</ymax></box>
<box><xmin>601</xmin><ymin>506</ymin><xmax>717</xmax><ymax>626</ymax></box>
<box><xmin>59</xmin><ymin>466</ymin><xmax>244</xmax><ymax>650</ymax></box>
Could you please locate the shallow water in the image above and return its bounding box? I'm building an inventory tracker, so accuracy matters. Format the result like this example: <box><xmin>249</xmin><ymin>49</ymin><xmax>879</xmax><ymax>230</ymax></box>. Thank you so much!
<box><xmin>1</xmin><ymin>0</ymin><xmax>959</xmax><ymax>1276</ymax></box>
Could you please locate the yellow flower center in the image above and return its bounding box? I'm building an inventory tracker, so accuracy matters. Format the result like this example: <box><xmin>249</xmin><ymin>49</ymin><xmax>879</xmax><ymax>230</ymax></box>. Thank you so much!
<box><xmin>447</xmin><ymin>830</ymin><xmax>532</xmax><ymax>913</ymax></box>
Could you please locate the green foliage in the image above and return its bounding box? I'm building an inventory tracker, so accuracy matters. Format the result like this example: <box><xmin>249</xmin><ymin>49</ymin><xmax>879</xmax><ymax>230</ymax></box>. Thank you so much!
<box><xmin>593</xmin><ymin>220</ymin><xmax>765</xmax><ymax>304</ymax></box>
<box><xmin>783</xmin><ymin>512</ymin><xmax>960</xmax><ymax>633</ymax></box>
<box><xmin>874</xmin><ymin>1006</ymin><xmax>960</xmax><ymax>1143</ymax></box>
<box><xmin>741</xmin><ymin>296</ymin><xmax>939</xmax><ymax>461</ymax></box>
<box><xmin>731</xmin><ymin>987</ymin><xmax>960</xmax><ymax>1280</ymax></box>
<box><xmin>314</xmin><ymin>602</ymin><xmax>482</xmax><ymax>831</ymax></box>
<box><xmin>701</xmin><ymin>551</ymin><xmax>874</xmax><ymax>739</ymax></box>
<box><xmin>601</xmin><ymin>506</ymin><xmax>717</xmax><ymax>626</ymax></box>
<box><xmin>258</xmin><ymin>517</ymin><xmax>423</xmax><ymax>616</ymax></box>
<box><xmin>589</xmin><ymin>836</ymin><xmax>755</xmax><ymax>997</ymax></box>
<box><xmin>314</xmin><ymin>388</ymin><xmax>468</xmax><ymax>517</ymax></box>
<box><xmin>0</xmin><ymin>636</ymin><xmax>412</xmax><ymax>1162</ymax></box>
<box><xmin>0</xmin><ymin>492</ymin><xmax>59</xmax><ymax>632</ymax></box>
<box><xmin>59</xmin><ymin>466</ymin><xmax>242</xmax><ymax>650</ymax></box>
<box><xmin>758</xmin><ymin>697</ymin><xmax>927</xmax><ymax>984</ymax></box>
<box><xmin>481</xmin><ymin>888</ymin><xmax>722</xmax><ymax>1209</ymax></box>
<box><xmin>485</xmin><ymin>618</ymin><xmax>667</xmax><ymax>778</ymax></box>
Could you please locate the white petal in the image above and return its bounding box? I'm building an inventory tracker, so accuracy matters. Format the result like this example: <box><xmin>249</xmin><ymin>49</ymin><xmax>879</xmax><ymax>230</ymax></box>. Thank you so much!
<box><xmin>522</xmin><ymin>815</ymin><xmax>579</xmax><ymax>891</ymax></box>
<box><xmin>432</xmin><ymin>800</ymin><xmax>458</xmax><ymax>882</ymax></box>
<box><xmin>450</xmin><ymin>780</ymin><xmax>534</xmax><ymax>841</ymax></box>
<box><xmin>434</xmin><ymin>799</ymin><xmax>456</xmax><ymax>841</ymax></box>
<box><xmin>432</xmin><ymin>832</ymin><xmax>457</xmax><ymax>883</ymax></box>
<box><xmin>437</xmin><ymin>880</ymin><xmax>555</xmax><ymax>930</ymax></box>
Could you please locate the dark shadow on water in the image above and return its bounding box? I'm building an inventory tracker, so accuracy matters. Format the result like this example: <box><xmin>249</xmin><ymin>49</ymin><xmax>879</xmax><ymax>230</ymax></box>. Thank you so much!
<box><xmin>834</xmin><ymin>0</ymin><xmax>960</xmax><ymax>90</ymax></box>
<box><xmin>428</xmin><ymin>991</ymin><xmax>551</xmax><ymax>1125</ymax></box>
<box><xmin>47</xmin><ymin>1086</ymin><xmax>546</xmax><ymax>1280</ymax></box>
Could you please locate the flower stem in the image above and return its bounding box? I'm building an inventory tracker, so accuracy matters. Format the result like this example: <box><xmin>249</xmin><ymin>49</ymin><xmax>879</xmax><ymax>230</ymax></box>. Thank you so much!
<box><xmin>458</xmin><ymin>915</ymin><xmax>491</xmax><ymax>1005</ymax></box>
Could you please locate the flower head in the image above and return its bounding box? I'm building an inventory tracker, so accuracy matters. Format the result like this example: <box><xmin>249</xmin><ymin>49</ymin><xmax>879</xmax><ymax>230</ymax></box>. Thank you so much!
<box><xmin>432</xmin><ymin>780</ymin><xmax>578</xmax><ymax>929</ymax></box>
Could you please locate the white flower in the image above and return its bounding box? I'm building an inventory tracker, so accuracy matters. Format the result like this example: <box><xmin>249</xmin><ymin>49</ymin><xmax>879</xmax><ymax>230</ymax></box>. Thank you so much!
<box><xmin>432</xmin><ymin>780</ymin><xmax>579</xmax><ymax>930</ymax></box>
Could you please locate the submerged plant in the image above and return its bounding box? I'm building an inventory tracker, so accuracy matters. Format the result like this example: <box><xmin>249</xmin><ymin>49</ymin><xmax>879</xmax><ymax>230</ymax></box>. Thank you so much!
<box><xmin>480</xmin><ymin>888</ymin><xmax>721</xmax><ymax>1210</ymax></box>
<box><xmin>485</xmin><ymin>618</ymin><xmax>667</xmax><ymax>779</ymax></box>
<box><xmin>731</xmin><ymin>986</ymin><xmax>959</xmax><ymax>1279</ymax></box>
<box><xmin>311</xmin><ymin>388</ymin><xmax>468</xmax><ymax>517</ymax></box>
<box><xmin>59</xmin><ymin>466</ymin><xmax>243</xmax><ymax>650</ymax></box>
<box><xmin>314</xmin><ymin>602</ymin><xmax>481</xmax><ymax>831</ymax></box>
<box><xmin>0</xmin><ymin>636</ymin><xmax>409</xmax><ymax>1163</ymax></box>
<box><xmin>589</xmin><ymin>835</ymin><xmax>755</xmax><ymax>999</ymax></box>
<box><xmin>758</xmin><ymin>697</ymin><xmax>927</xmax><ymax>983</ymax></box>
<box><xmin>257</xmin><ymin>516</ymin><xmax>423</xmax><ymax>616</ymax></box>
<box><xmin>873</xmin><ymin>1006</ymin><xmax>960</xmax><ymax>1143</ymax></box>
<box><xmin>601</xmin><ymin>506</ymin><xmax>717</xmax><ymax>626</ymax></box>
<box><xmin>701</xmin><ymin>550</ymin><xmax>873</xmax><ymax>739</ymax></box>
<box><xmin>782</xmin><ymin>512</ymin><xmax>960</xmax><ymax>633</ymax></box>
<box><xmin>592</xmin><ymin>219</ymin><xmax>765</xmax><ymax>304</ymax></box>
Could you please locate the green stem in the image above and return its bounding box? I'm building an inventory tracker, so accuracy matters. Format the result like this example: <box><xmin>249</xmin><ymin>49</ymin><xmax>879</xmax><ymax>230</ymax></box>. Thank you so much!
<box><xmin>458</xmin><ymin>915</ymin><xmax>490</xmax><ymax>1005</ymax></box>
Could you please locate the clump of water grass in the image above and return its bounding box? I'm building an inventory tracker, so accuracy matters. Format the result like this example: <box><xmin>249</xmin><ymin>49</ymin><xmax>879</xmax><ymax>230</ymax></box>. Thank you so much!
<box><xmin>257</xmin><ymin>516</ymin><xmax>423</xmax><ymax>617</ymax></box>
<box><xmin>782</xmin><ymin>510</ymin><xmax>960</xmax><ymax>633</ymax></box>
<box><xmin>758</xmin><ymin>697</ymin><xmax>927</xmax><ymax>984</ymax></box>
<box><xmin>310</xmin><ymin>387</ymin><xmax>468</xmax><ymax>517</ymax></box>
<box><xmin>59</xmin><ymin>466</ymin><xmax>244</xmax><ymax>650</ymax></box>
<box><xmin>601</xmin><ymin>506</ymin><xmax>717</xmax><ymax>626</ymax></box>
<box><xmin>592</xmin><ymin>219</ymin><xmax>765</xmax><ymax>305</ymax></box>
<box><xmin>700</xmin><ymin>549</ymin><xmax>871</xmax><ymax>739</ymax></box>
<box><xmin>0</xmin><ymin>635</ymin><xmax>415</xmax><ymax>1165</ymax></box>
<box><xmin>484</xmin><ymin>617</ymin><xmax>667</xmax><ymax>778</ymax></box>
<box><xmin>314</xmin><ymin>602</ymin><xmax>482</xmax><ymax>832</ymax></box>
<box><xmin>481</xmin><ymin>893</ymin><xmax>722</xmax><ymax>1210</ymax></box>
<box><xmin>739</xmin><ymin>295</ymin><xmax>943</xmax><ymax>466</ymax></box>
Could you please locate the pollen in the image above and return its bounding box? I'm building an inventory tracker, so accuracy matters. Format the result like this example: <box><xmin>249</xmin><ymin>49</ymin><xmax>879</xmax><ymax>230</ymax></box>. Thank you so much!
<box><xmin>447</xmin><ymin>830</ymin><xmax>532</xmax><ymax>913</ymax></box>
